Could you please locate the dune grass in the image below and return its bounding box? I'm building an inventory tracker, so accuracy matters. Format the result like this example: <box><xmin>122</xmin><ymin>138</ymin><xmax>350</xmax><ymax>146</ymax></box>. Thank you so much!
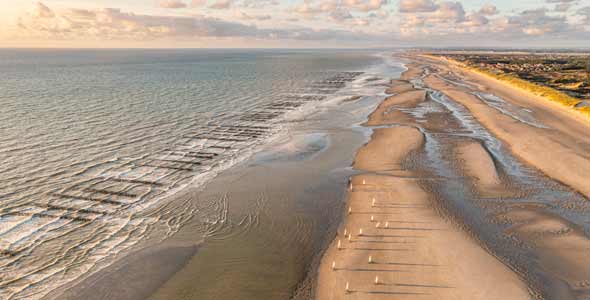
<box><xmin>432</xmin><ymin>55</ymin><xmax>590</xmax><ymax>120</ymax></box>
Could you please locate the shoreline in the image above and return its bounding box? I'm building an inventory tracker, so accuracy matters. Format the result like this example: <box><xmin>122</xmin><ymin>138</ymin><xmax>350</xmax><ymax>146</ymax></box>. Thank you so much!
<box><xmin>412</xmin><ymin>54</ymin><xmax>590</xmax><ymax>298</ymax></box>
<box><xmin>426</xmin><ymin>54</ymin><xmax>590</xmax><ymax>121</ymax></box>
<box><xmin>413</xmin><ymin>53</ymin><xmax>590</xmax><ymax>198</ymax></box>
<box><xmin>42</xmin><ymin>59</ymin><xmax>397</xmax><ymax>300</ymax></box>
<box><xmin>314</xmin><ymin>65</ymin><xmax>532</xmax><ymax>299</ymax></box>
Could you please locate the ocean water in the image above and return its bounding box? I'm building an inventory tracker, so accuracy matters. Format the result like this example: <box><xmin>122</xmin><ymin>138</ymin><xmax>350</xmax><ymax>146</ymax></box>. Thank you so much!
<box><xmin>0</xmin><ymin>49</ymin><xmax>386</xmax><ymax>299</ymax></box>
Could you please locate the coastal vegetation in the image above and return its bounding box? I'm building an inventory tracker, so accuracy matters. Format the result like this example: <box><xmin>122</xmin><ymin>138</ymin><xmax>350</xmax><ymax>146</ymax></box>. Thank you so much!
<box><xmin>431</xmin><ymin>53</ymin><xmax>590</xmax><ymax>119</ymax></box>
<box><xmin>476</xmin><ymin>67</ymin><xmax>590</xmax><ymax>118</ymax></box>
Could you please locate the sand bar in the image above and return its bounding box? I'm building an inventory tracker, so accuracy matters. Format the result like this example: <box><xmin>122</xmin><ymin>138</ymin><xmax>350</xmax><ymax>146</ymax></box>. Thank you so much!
<box><xmin>417</xmin><ymin>55</ymin><xmax>590</xmax><ymax>198</ymax></box>
<box><xmin>315</xmin><ymin>66</ymin><xmax>531</xmax><ymax>299</ymax></box>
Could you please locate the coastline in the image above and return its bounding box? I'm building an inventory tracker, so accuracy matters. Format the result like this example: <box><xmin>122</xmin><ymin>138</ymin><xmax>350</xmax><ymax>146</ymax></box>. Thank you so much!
<box><xmin>25</xmin><ymin>51</ymin><xmax>590</xmax><ymax>300</ymax></box>
<box><xmin>426</xmin><ymin>55</ymin><xmax>590</xmax><ymax>121</ymax></box>
<box><xmin>413</xmin><ymin>53</ymin><xmax>590</xmax><ymax>198</ymax></box>
<box><xmin>411</xmin><ymin>55</ymin><xmax>590</xmax><ymax>298</ymax></box>
<box><xmin>41</xmin><ymin>56</ymin><xmax>400</xmax><ymax>300</ymax></box>
<box><xmin>314</xmin><ymin>65</ymin><xmax>532</xmax><ymax>299</ymax></box>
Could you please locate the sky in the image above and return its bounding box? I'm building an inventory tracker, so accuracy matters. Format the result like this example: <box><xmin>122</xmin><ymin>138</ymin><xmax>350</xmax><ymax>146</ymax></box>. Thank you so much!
<box><xmin>0</xmin><ymin>0</ymin><xmax>589</xmax><ymax>48</ymax></box>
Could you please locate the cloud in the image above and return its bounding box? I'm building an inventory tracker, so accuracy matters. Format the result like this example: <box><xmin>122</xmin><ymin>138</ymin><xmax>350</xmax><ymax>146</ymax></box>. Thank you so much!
<box><xmin>15</xmin><ymin>2</ymin><xmax>378</xmax><ymax>42</ymax></box>
<box><xmin>464</xmin><ymin>13</ymin><xmax>489</xmax><ymax>27</ymax></box>
<box><xmin>546</xmin><ymin>0</ymin><xmax>576</xmax><ymax>12</ymax></box>
<box><xmin>577</xmin><ymin>6</ymin><xmax>590</xmax><ymax>22</ymax></box>
<box><xmin>190</xmin><ymin>0</ymin><xmax>235</xmax><ymax>9</ymax></box>
<box><xmin>508</xmin><ymin>8</ymin><xmax>569</xmax><ymax>35</ymax></box>
<box><xmin>399</xmin><ymin>0</ymin><xmax>438</xmax><ymax>13</ymax></box>
<box><xmin>293</xmin><ymin>0</ymin><xmax>388</xmax><ymax>19</ymax></box>
<box><xmin>157</xmin><ymin>0</ymin><xmax>188</xmax><ymax>9</ymax></box>
<box><xmin>329</xmin><ymin>8</ymin><xmax>353</xmax><ymax>22</ymax></box>
<box><xmin>554</xmin><ymin>3</ymin><xmax>572</xmax><ymax>12</ymax></box>
<box><xmin>341</xmin><ymin>0</ymin><xmax>388</xmax><ymax>12</ymax></box>
<box><xmin>241</xmin><ymin>0</ymin><xmax>279</xmax><ymax>8</ymax></box>
<box><xmin>7</xmin><ymin>1</ymin><xmax>590</xmax><ymax>47</ymax></box>
<box><xmin>33</xmin><ymin>2</ymin><xmax>55</xmax><ymax>18</ymax></box>
<box><xmin>397</xmin><ymin>1</ymin><xmax>585</xmax><ymax>41</ymax></box>
<box><xmin>235</xmin><ymin>11</ymin><xmax>272</xmax><ymax>21</ymax></box>
<box><xmin>479</xmin><ymin>4</ymin><xmax>498</xmax><ymax>16</ymax></box>
<box><xmin>209</xmin><ymin>0</ymin><xmax>233</xmax><ymax>9</ymax></box>
<box><xmin>434</xmin><ymin>1</ymin><xmax>465</xmax><ymax>22</ymax></box>
<box><xmin>191</xmin><ymin>0</ymin><xmax>207</xmax><ymax>7</ymax></box>
<box><xmin>294</xmin><ymin>2</ymin><xmax>321</xmax><ymax>15</ymax></box>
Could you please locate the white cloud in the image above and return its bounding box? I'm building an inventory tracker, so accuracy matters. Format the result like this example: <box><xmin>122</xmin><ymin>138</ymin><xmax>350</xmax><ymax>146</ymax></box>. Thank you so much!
<box><xmin>293</xmin><ymin>0</ymin><xmax>388</xmax><ymax>18</ymax></box>
<box><xmin>546</xmin><ymin>0</ymin><xmax>576</xmax><ymax>12</ymax></box>
<box><xmin>577</xmin><ymin>6</ymin><xmax>590</xmax><ymax>22</ymax></box>
<box><xmin>329</xmin><ymin>8</ymin><xmax>353</xmax><ymax>22</ymax></box>
<box><xmin>15</xmin><ymin>2</ymin><xmax>378</xmax><ymax>42</ymax></box>
<box><xmin>399</xmin><ymin>0</ymin><xmax>438</xmax><ymax>13</ymax></box>
<box><xmin>546</xmin><ymin>0</ymin><xmax>576</xmax><ymax>2</ymax></box>
<box><xmin>191</xmin><ymin>0</ymin><xmax>208</xmax><ymax>7</ymax></box>
<box><xmin>33</xmin><ymin>2</ymin><xmax>55</xmax><ymax>18</ymax></box>
<box><xmin>508</xmin><ymin>8</ymin><xmax>569</xmax><ymax>35</ymax></box>
<box><xmin>157</xmin><ymin>0</ymin><xmax>188</xmax><ymax>9</ymax></box>
<box><xmin>6</xmin><ymin>1</ymin><xmax>590</xmax><ymax>47</ymax></box>
<box><xmin>464</xmin><ymin>13</ymin><xmax>489</xmax><ymax>27</ymax></box>
<box><xmin>209</xmin><ymin>0</ymin><xmax>233</xmax><ymax>9</ymax></box>
<box><xmin>235</xmin><ymin>11</ymin><xmax>272</xmax><ymax>21</ymax></box>
<box><xmin>396</xmin><ymin>1</ymin><xmax>586</xmax><ymax>41</ymax></box>
<box><xmin>342</xmin><ymin>0</ymin><xmax>388</xmax><ymax>12</ymax></box>
<box><xmin>479</xmin><ymin>4</ymin><xmax>498</xmax><ymax>16</ymax></box>
<box><xmin>433</xmin><ymin>2</ymin><xmax>465</xmax><ymax>22</ymax></box>
<box><xmin>241</xmin><ymin>0</ymin><xmax>279</xmax><ymax>8</ymax></box>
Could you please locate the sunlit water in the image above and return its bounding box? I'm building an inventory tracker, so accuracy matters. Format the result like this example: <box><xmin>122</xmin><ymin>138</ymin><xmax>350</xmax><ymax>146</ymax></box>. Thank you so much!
<box><xmin>0</xmin><ymin>49</ymin><xmax>386</xmax><ymax>299</ymax></box>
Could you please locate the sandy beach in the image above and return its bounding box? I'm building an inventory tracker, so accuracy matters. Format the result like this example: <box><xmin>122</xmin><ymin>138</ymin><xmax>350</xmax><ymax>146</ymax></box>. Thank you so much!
<box><xmin>4</xmin><ymin>2</ymin><xmax>590</xmax><ymax>299</ymax></box>
<box><xmin>414</xmin><ymin>55</ymin><xmax>590</xmax><ymax>299</ymax></box>
<box><xmin>315</xmin><ymin>66</ymin><xmax>532</xmax><ymax>300</ymax></box>
<box><xmin>9</xmin><ymin>51</ymin><xmax>589</xmax><ymax>300</ymax></box>
<box><xmin>416</xmin><ymin>54</ymin><xmax>590</xmax><ymax>198</ymax></box>
<box><xmin>316</xmin><ymin>56</ymin><xmax>590</xmax><ymax>299</ymax></box>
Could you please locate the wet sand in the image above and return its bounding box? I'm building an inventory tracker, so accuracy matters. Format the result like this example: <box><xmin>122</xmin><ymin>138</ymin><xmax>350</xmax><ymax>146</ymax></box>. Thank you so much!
<box><xmin>43</xmin><ymin>69</ymin><xmax>396</xmax><ymax>300</ymax></box>
<box><xmin>455</xmin><ymin>141</ymin><xmax>501</xmax><ymax>188</ymax></box>
<box><xmin>346</xmin><ymin>55</ymin><xmax>590</xmax><ymax>300</ymax></box>
<box><xmin>40</xmin><ymin>55</ymin><xmax>590</xmax><ymax>300</ymax></box>
<box><xmin>316</xmin><ymin>70</ymin><xmax>532</xmax><ymax>299</ymax></box>
<box><xmin>419</xmin><ymin>55</ymin><xmax>590</xmax><ymax>198</ymax></box>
